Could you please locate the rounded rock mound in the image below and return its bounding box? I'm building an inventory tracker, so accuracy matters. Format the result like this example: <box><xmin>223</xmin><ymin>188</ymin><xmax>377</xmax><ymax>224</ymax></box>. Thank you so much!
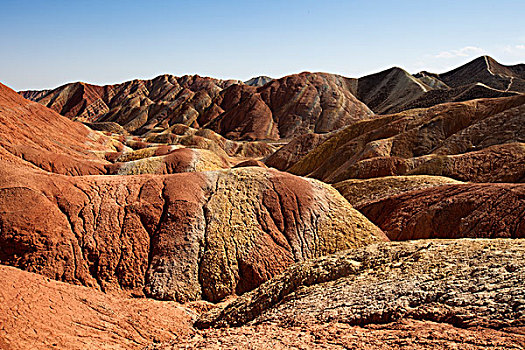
<box><xmin>0</xmin><ymin>162</ymin><xmax>386</xmax><ymax>303</ymax></box>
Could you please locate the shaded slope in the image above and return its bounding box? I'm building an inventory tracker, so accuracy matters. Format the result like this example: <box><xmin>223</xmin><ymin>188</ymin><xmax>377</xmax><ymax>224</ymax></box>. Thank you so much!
<box><xmin>333</xmin><ymin>175</ymin><xmax>462</xmax><ymax>208</ymax></box>
<box><xmin>244</xmin><ymin>76</ymin><xmax>273</xmax><ymax>87</ymax></box>
<box><xmin>355</xmin><ymin>56</ymin><xmax>524</xmax><ymax>114</ymax></box>
<box><xmin>359</xmin><ymin>183</ymin><xmax>525</xmax><ymax>240</ymax></box>
<box><xmin>356</xmin><ymin>67</ymin><xmax>431</xmax><ymax>114</ymax></box>
<box><xmin>437</xmin><ymin>55</ymin><xmax>525</xmax><ymax>91</ymax></box>
<box><xmin>388</xmin><ymin>81</ymin><xmax>519</xmax><ymax>113</ymax></box>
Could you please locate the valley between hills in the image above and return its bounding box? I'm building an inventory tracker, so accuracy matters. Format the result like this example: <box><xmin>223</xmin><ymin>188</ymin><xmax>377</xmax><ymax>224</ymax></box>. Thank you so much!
<box><xmin>1</xmin><ymin>55</ymin><xmax>524</xmax><ymax>349</ymax></box>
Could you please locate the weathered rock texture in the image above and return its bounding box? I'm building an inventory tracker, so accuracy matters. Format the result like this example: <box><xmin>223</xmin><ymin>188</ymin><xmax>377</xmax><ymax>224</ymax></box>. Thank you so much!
<box><xmin>289</xmin><ymin>95</ymin><xmax>525</xmax><ymax>183</ymax></box>
<box><xmin>359</xmin><ymin>183</ymin><xmax>525</xmax><ymax>240</ymax></box>
<box><xmin>21</xmin><ymin>72</ymin><xmax>374</xmax><ymax>141</ymax></box>
<box><xmin>0</xmin><ymin>160</ymin><xmax>386</xmax><ymax>302</ymax></box>
<box><xmin>158</xmin><ymin>320</ymin><xmax>525</xmax><ymax>349</ymax></box>
<box><xmin>2</xmin><ymin>81</ymin><xmax>387</xmax><ymax>303</ymax></box>
<box><xmin>0</xmin><ymin>264</ymin><xmax>194</xmax><ymax>350</ymax></box>
<box><xmin>333</xmin><ymin>175</ymin><xmax>462</xmax><ymax>207</ymax></box>
<box><xmin>163</xmin><ymin>320</ymin><xmax>525</xmax><ymax>349</ymax></box>
<box><xmin>197</xmin><ymin>239</ymin><xmax>525</xmax><ymax>332</ymax></box>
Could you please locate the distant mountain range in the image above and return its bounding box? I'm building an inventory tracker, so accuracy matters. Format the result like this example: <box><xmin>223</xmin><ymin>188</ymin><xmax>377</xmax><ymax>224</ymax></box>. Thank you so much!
<box><xmin>20</xmin><ymin>56</ymin><xmax>524</xmax><ymax>140</ymax></box>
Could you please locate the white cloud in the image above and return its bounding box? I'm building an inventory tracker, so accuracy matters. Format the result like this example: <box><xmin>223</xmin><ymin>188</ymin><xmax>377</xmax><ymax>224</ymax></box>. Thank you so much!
<box><xmin>500</xmin><ymin>44</ymin><xmax>525</xmax><ymax>62</ymax></box>
<box><xmin>503</xmin><ymin>44</ymin><xmax>525</xmax><ymax>53</ymax></box>
<box><xmin>434</xmin><ymin>46</ymin><xmax>487</xmax><ymax>59</ymax></box>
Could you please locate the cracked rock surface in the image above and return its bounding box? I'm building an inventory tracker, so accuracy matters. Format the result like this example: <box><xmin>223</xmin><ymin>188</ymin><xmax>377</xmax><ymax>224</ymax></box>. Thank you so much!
<box><xmin>155</xmin><ymin>320</ymin><xmax>525</xmax><ymax>350</ymax></box>
<box><xmin>197</xmin><ymin>239</ymin><xmax>525</xmax><ymax>330</ymax></box>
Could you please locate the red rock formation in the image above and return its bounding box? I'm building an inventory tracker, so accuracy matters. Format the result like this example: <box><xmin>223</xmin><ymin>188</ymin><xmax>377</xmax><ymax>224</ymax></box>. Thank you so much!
<box><xmin>0</xmin><ymin>159</ymin><xmax>385</xmax><ymax>302</ymax></box>
<box><xmin>265</xmin><ymin>132</ymin><xmax>330</xmax><ymax>171</ymax></box>
<box><xmin>314</xmin><ymin>142</ymin><xmax>525</xmax><ymax>183</ymax></box>
<box><xmin>333</xmin><ymin>175</ymin><xmax>461</xmax><ymax>208</ymax></box>
<box><xmin>21</xmin><ymin>72</ymin><xmax>374</xmax><ymax>141</ymax></box>
<box><xmin>144</xmin><ymin>123</ymin><xmax>277</xmax><ymax>159</ymax></box>
<box><xmin>1</xmin><ymin>81</ymin><xmax>386</xmax><ymax>302</ymax></box>
<box><xmin>358</xmin><ymin>183</ymin><xmax>525</xmax><ymax>240</ymax></box>
<box><xmin>0</xmin><ymin>83</ymin><xmax>235</xmax><ymax>176</ymax></box>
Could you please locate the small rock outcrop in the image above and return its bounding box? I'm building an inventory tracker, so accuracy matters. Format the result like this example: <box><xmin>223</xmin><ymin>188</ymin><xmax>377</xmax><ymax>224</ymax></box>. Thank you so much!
<box><xmin>265</xmin><ymin>132</ymin><xmax>330</xmax><ymax>171</ymax></box>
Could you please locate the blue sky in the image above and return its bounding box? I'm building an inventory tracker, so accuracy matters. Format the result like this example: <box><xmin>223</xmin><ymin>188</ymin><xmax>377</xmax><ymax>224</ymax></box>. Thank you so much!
<box><xmin>1</xmin><ymin>0</ymin><xmax>524</xmax><ymax>90</ymax></box>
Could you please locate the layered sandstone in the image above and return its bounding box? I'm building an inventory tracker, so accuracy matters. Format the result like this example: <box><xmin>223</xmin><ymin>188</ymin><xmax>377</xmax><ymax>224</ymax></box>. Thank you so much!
<box><xmin>332</xmin><ymin>175</ymin><xmax>462</xmax><ymax>207</ymax></box>
<box><xmin>21</xmin><ymin>72</ymin><xmax>374</xmax><ymax>141</ymax></box>
<box><xmin>265</xmin><ymin>132</ymin><xmax>330</xmax><ymax>171</ymax></box>
<box><xmin>289</xmin><ymin>95</ymin><xmax>525</xmax><ymax>183</ymax></box>
<box><xmin>106</xmin><ymin>148</ymin><xmax>230</xmax><ymax>175</ymax></box>
<box><xmin>0</xmin><ymin>83</ymin><xmax>114</xmax><ymax>175</ymax></box>
<box><xmin>143</xmin><ymin>123</ymin><xmax>277</xmax><ymax>159</ymax></box>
